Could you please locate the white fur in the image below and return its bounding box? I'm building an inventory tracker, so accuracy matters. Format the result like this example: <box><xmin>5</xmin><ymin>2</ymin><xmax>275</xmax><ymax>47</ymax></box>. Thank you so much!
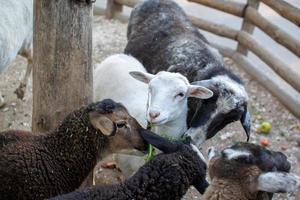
<box><xmin>257</xmin><ymin>172</ymin><xmax>300</xmax><ymax>193</ymax></box>
<box><xmin>0</xmin><ymin>0</ymin><xmax>32</xmax><ymax>72</ymax></box>
<box><xmin>0</xmin><ymin>0</ymin><xmax>33</xmax><ymax>104</ymax></box>
<box><xmin>223</xmin><ymin>148</ymin><xmax>251</xmax><ymax>160</ymax></box>
<box><xmin>191</xmin><ymin>144</ymin><xmax>206</xmax><ymax>163</ymax></box>
<box><xmin>140</xmin><ymin>71</ymin><xmax>212</xmax><ymax>138</ymax></box>
<box><xmin>94</xmin><ymin>54</ymin><xmax>213</xmax><ymax>139</ymax></box>
<box><xmin>207</xmin><ymin>147</ymin><xmax>220</xmax><ymax>161</ymax></box>
<box><xmin>146</xmin><ymin>72</ymin><xmax>193</xmax><ymax>138</ymax></box>
<box><xmin>94</xmin><ymin>54</ymin><xmax>148</xmax><ymax>127</ymax></box>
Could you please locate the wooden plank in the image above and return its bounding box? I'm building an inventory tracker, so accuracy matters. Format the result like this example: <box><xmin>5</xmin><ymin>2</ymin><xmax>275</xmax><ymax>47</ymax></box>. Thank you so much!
<box><xmin>187</xmin><ymin>0</ymin><xmax>245</xmax><ymax>17</ymax></box>
<box><xmin>245</xmin><ymin>6</ymin><xmax>300</xmax><ymax>58</ymax></box>
<box><xmin>236</xmin><ymin>31</ymin><xmax>300</xmax><ymax>92</ymax></box>
<box><xmin>188</xmin><ymin>15</ymin><xmax>238</xmax><ymax>39</ymax></box>
<box><xmin>211</xmin><ymin>43</ymin><xmax>300</xmax><ymax>119</ymax></box>
<box><xmin>236</xmin><ymin>0</ymin><xmax>259</xmax><ymax>55</ymax></box>
<box><xmin>260</xmin><ymin>0</ymin><xmax>300</xmax><ymax>27</ymax></box>
<box><xmin>106</xmin><ymin>0</ymin><xmax>123</xmax><ymax>19</ymax></box>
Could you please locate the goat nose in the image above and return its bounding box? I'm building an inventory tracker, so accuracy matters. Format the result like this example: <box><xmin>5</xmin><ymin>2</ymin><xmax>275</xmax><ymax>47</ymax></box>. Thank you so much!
<box><xmin>149</xmin><ymin>111</ymin><xmax>160</xmax><ymax>120</ymax></box>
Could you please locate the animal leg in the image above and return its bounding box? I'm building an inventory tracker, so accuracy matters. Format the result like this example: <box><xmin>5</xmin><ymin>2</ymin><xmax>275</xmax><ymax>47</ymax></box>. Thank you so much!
<box><xmin>14</xmin><ymin>48</ymin><xmax>33</xmax><ymax>99</ymax></box>
<box><xmin>0</xmin><ymin>92</ymin><xmax>5</xmax><ymax>108</ymax></box>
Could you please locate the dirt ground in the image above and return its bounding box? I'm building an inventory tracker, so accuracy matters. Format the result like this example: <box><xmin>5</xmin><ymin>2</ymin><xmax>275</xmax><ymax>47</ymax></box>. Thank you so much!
<box><xmin>0</xmin><ymin>16</ymin><xmax>299</xmax><ymax>199</ymax></box>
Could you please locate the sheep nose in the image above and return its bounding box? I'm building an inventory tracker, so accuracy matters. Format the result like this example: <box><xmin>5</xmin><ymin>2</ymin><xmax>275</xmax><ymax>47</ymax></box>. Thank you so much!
<box><xmin>149</xmin><ymin>110</ymin><xmax>160</xmax><ymax>120</ymax></box>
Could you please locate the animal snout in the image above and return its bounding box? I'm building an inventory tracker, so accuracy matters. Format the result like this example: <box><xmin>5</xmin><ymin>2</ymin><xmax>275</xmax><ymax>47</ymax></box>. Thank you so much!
<box><xmin>149</xmin><ymin>110</ymin><xmax>160</xmax><ymax>121</ymax></box>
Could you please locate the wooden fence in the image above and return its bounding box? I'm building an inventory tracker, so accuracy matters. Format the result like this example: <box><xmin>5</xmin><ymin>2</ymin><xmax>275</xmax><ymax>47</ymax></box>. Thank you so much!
<box><xmin>96</xmin><ymin>0</ymin><xmax>300</xmax><ymax>119</ymax></box>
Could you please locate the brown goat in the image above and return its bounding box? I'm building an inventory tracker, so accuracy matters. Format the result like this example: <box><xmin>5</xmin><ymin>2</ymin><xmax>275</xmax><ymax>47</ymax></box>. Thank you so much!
<box><xmin>202</xmin><ymin>143</ymin><xmax>300</xmax><ymax>200</ymax></box>
<box><xmin>0</xmin><ymin>99</ymin><xmax>147</xmax><ymax>200</ymax></box>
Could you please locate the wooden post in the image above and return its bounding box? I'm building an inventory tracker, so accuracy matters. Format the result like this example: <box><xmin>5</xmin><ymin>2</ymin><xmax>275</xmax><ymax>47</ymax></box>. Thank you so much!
<box><xmin>106</xmin><ymin>0</ymin><xmax>123</xmax><ymax>19</ymax></box>
<box><xmin>237</xmin><ymin>0</ymin><xmax>259</xmax><ymax>55</ymax></box>
<box><xmin>32</xmin><ymin>0</ymin><xmax>93</xmax><ymax>133</ymax></box>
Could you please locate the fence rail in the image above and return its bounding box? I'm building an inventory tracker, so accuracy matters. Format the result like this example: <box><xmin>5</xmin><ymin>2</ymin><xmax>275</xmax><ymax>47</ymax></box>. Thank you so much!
<box><xmin>100</xmin><ymin>0</ymin><xmax>300</xmax><ymax>118</ymax></box>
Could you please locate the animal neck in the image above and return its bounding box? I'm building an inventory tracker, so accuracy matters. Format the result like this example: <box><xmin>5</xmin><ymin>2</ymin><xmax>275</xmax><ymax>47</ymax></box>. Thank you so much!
<box><xmin>43</xmin><ymin>109</ymin><xmax>108</xmax><ymax>183</ymax></box>
<box><xmin>155</xmin><ymin>107</ymin><xmax>188</xmax><ymax>139</ymax></box>
<box><xmin>202</xmin><ymin>178</ymin><xmax>248</xmax><ymax>200</ymax></box>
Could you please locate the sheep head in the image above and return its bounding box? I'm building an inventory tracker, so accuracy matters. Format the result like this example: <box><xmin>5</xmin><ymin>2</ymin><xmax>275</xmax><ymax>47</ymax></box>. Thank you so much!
<box><xmin>130</xmin><ymin>71</ymin><xmax>213</xmax><ymax>136</ymax></box>
<box><xmin>139</xmin><ymin>129</ymin><xmax>209</xmax><ymax>194</ymax></box>
<box><xmin>185</xmin><ymin>74</ymin><xmax>250</xmax><ymax>147</ymax></box>
<box><xmin>207</xmin><ymin>143</ymin><xmax>300</xmax><ymax>197</ymax></box>
<box><xmin>88</xmin><ymin>99</ymin><xmax>148</xmax><ymax>153</ymax></box>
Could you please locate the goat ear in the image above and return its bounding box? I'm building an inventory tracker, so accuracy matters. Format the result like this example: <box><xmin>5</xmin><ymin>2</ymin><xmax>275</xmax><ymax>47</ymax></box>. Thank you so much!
<box><xmin>138</xmin><ymin>129</ymin><xmax>179</xmax><ymax>153</ymax></box>
<box><xmin>188</xmin><ymin>85</ymin><xmax>213</xmax><ymax>99</ymax></box>
<box><xmin>257</xmin><ymin>172</ymin><xmax>300</xmax><ymax>193</ymax></box>
<box><xmin>191</xmin><ymin>79</ymin><xmax>216</xmax><ymax>92</ymax></box>
<box><xmin>129</xmin><ymin>71</ymin><xmax>155</xmax><ymax>84</ymax></box>
<box><xmin>89</xmin><ymin>112</ymin><xmax>115</xmax><ymax>136</ymax></box>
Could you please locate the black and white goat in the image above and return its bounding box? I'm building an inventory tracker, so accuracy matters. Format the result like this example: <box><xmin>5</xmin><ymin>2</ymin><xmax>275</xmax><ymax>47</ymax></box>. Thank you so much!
<box><xmin>125</xmin><ymin>0</ymin><xmax>250</xmax><ymax>147</ymax></box>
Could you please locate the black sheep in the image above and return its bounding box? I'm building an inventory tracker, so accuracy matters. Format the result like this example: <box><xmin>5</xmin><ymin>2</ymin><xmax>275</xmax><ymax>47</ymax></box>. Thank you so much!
<box><xmin>49</xmin><ymin>129</ymin><xmax>208</xmax><ymax>200</ymax></box>
<box><xmin>125</xmin><ymin>0</ymin><xmax>250</xmax><ymax>147</ymax></box>
<box><xmin>0</xmin><ymin>99</ymin><xmax>147</xmax><ymax>200</ymax></box>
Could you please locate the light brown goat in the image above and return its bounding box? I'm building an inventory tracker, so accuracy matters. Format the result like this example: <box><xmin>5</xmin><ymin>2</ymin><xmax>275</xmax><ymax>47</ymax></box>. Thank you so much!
<box><xmin>202</xmin><ymin>143</ymin><xmax>300</xmax><ymax>200</ymax></box>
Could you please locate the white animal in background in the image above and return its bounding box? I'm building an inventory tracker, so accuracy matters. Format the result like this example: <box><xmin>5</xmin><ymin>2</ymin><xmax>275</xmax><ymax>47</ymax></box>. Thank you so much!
<box><xmin>94</xmin><ymin>53</ymin><xmax>213</xmax><ymax>139</ymax></box>
<box><xmin>94</xmin><ymin>54</ymin><xmax>148</xmax><ymax>128</ymax></box>
<box><xmin>0</xmin><ymin>0</ymin><xmax>33</xmax><ymax>107</ymax></box>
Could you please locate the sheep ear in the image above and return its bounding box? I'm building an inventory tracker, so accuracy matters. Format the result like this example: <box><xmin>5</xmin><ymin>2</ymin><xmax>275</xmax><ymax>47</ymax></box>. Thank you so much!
<box><xmin>129</xmin><ymin>71</ymin><xmax>155</xmax><ymax>84</ymax></box>
<box><xmin>89</xmin><ymin>112</ymin><xmax>115</xmax><ymax>136</ymax></box>
<box><xmin>139</xmin><ymin>129</ymin><xmax>179</xmax><ymax>153</ymax></box>
<box><xmin>257</xmin><ymin>172</ymin><xmax>300</xmax><ymax>193</ymax></box>
<box><xmin>188</xmin><ymin>85</ymin><xmax>213</xmax><ymax>99</ymax></box>
<box><xmin>191</xmin><ymin>79</ymin><xmax>216</xmax><ymax>92</ymax></box>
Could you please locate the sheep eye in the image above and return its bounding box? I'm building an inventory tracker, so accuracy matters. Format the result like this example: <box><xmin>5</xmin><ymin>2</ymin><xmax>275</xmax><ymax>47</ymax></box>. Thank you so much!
<box><xmin>176</xmin><ymin>92</ymin><xmax>185</xmax><ymax>98</ymax></box>
<box><xmin>116</xmin><ymin>121</ymin><xmax>127</xmax><ymax>129</ymax></box>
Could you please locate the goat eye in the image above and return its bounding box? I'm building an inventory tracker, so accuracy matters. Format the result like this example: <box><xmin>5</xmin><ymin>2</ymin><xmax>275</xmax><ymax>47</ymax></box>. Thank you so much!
<box><xmin>176</xmin><ymin>92</ymin><xmax>185</xmax><ymax>98</ymax></box>
<box><xmin>116</xmin><ymin>122</ymin><xmax>127</xmax><ymax>129</ymax></box>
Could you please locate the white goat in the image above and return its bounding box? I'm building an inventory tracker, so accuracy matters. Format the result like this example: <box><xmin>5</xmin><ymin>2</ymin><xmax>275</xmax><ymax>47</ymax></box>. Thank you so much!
<box><xmin>0</xmin><ymin>0</ymin><xmax>33</xmax><ymax>107</ymax></box>
<box><xmin>94</xmin><ymin>54</ymin><xmax>213</xmax><ymax>177</ymax></box>
<box><xmin>94</xmin><ymin>54</ymin><xmax>213</xmax><ymax>139</ymax></box>
<box><xmin>94</xmin><ymin>54</ymin><xmax>148</xmax><ymax>128</ymax></box>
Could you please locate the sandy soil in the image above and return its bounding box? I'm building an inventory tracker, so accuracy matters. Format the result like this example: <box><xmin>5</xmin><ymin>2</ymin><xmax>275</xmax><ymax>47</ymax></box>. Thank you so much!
<box><xmin>0</xmin><ymin>16</ymin><xmax>299</xmax><ymax>199</ymax></box>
